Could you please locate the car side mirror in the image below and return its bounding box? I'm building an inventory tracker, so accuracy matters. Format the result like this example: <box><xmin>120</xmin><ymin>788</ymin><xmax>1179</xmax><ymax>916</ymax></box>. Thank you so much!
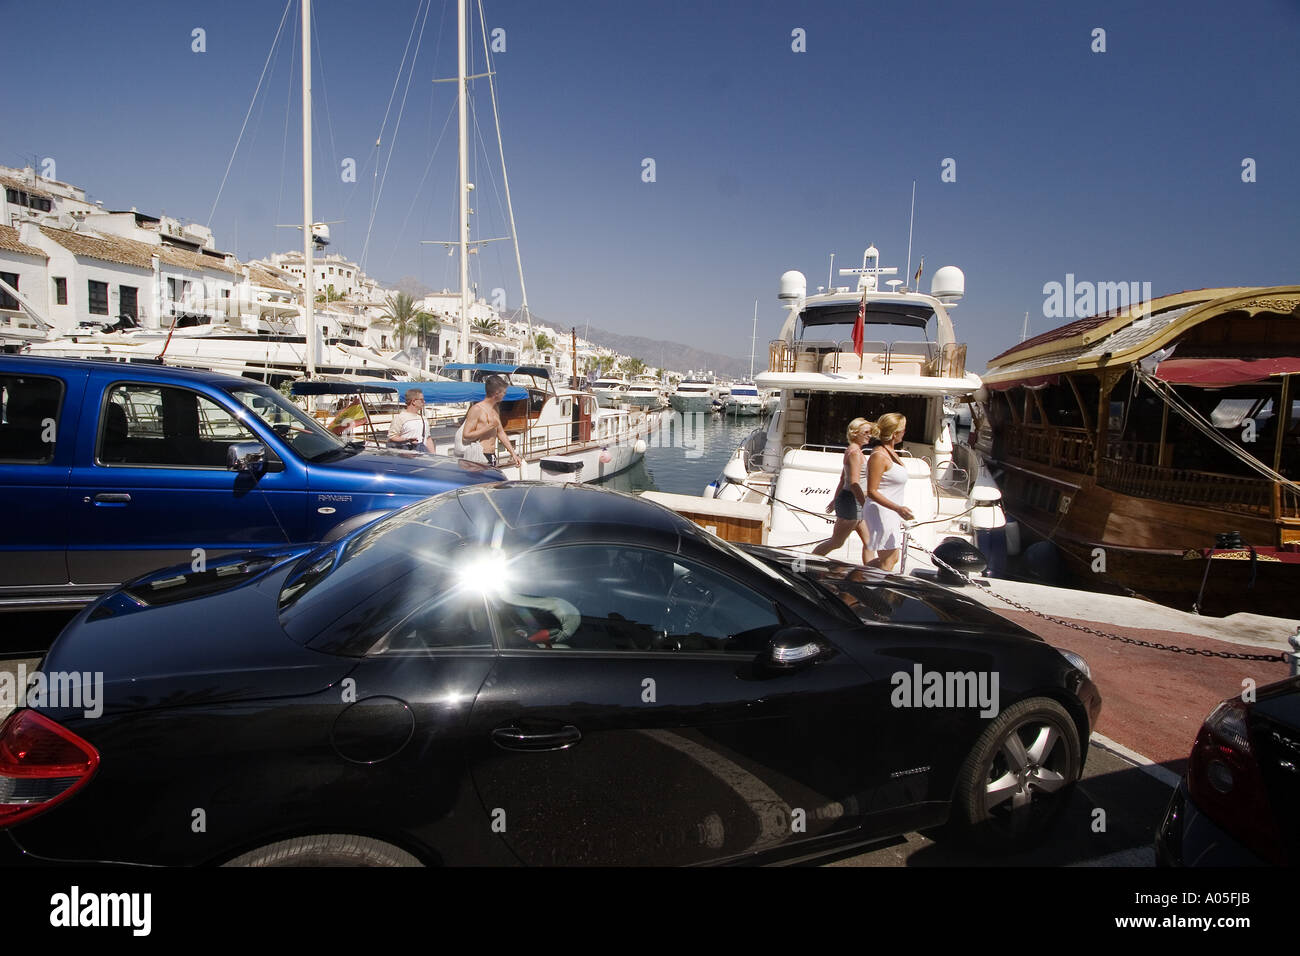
<box><xmin>764</xmin><ymin>626</ymin><xmax>824</xmax><ymax>670</ymax></box>
<box><xmin>227</xmin><ymin>442</ymin><xmax>267</xmax><ymax>475</ymax></box>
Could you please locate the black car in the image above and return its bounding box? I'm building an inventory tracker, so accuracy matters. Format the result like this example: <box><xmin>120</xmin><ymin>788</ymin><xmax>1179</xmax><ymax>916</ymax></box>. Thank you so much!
<box><xmin>1</xmin><ymin>482</ymin><xmax>1100</xmax><ymax>866</ymax></box>
<box><xmin>1155</xmin><ymin>679</ymin><xmax>1300</xmax><ymax>866</ymax></box>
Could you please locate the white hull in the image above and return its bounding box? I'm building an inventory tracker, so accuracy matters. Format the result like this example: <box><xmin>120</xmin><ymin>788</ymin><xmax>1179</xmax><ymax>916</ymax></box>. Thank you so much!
<box><xmin>669</xmin><ymin>393</ymin><xmax>715</xmax><ymax>413</ymax></box>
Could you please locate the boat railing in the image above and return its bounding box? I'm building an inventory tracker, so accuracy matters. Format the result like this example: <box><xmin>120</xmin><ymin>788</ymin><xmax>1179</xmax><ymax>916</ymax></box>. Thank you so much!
<box><xmin>1097</xmin><ymin>458</ymin><xmax>1275</xmax><ymax>517</ymax></box>
<box><xmin>1105</xmin><ymin>439</ymin><xmax>1161</xmax><ymax>466</ymax></box>
<box><xmin>767</xmin><ymin>339</ymin><xmax>967</xmax><ymax>377</ymax></box>
<box><xmin>1007</xmin><ymin>426</ymin><xmax>1094</xmax><ymax>471</ymax></box>
<box><xmin>514</xmin><ymin>410</ymin><xmax>654</xmax><ymax>459</ymax></box>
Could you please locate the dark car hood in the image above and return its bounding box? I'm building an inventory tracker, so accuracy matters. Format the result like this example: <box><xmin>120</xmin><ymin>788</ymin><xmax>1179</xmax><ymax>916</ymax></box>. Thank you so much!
<box><xmin>749</xmin><ymin>547</ymin><xmax>1043</xmax><ymax>639</ymax></box>
<box><xmin>308</xmin><ymin>448</ymin><xmax>504</xmax><ymax>487</ymax></box>
<box><xmin>35</xmin><ymin>560</ymin><xmax>354</xmax><ymax>719</ymax></box>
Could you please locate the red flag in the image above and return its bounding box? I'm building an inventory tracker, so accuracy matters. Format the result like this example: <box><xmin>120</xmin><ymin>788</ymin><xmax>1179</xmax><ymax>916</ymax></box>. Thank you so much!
<box><xmin>852</xmin><ymin>287</ymin><xmax>866</xmax><ymax>358</ymax></box>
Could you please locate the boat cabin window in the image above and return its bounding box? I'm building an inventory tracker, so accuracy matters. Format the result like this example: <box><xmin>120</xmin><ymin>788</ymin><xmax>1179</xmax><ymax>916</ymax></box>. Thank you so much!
<box><xmin>804</xmin><ymin>392</ymin><xmax>932</xmax><ymax>448</ymax></box>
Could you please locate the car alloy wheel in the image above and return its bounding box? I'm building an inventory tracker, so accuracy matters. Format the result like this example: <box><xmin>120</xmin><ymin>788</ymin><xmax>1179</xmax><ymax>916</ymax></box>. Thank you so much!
<box><xmin>952</xmin><ymin>697</ymin><xmax>1081</xmax><ymax>850</ymax></box>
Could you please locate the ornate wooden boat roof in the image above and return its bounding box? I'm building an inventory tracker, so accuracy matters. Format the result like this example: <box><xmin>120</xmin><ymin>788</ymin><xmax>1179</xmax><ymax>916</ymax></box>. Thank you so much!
<box><xmin>984</xmin><ymin>286</ymin><xmax>1300</xmax><ymax>387</ymax></box>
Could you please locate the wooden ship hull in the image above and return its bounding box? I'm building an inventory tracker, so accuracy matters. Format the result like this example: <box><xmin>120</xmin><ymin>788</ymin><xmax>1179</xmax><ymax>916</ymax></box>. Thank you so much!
<box><xmin>978</xmin><ymin>286</ymin><xmax>1300</xmax><ymax>618</ymax></box>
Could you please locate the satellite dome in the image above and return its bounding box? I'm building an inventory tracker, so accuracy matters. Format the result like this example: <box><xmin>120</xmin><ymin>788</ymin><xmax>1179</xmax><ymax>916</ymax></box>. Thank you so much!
<box><xmin>778</xmin><ymin>270</ymin><xmax>806</xmax><ymax>301</ymax></box>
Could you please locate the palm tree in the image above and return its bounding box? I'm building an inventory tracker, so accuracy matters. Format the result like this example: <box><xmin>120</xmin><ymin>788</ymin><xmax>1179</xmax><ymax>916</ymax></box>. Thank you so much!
<box><xmin>620</xmin><ymin>357</ymin><xmax>647</xmax><ymax>378</ymax></box>
<box><xmin>314</xmin><ymin>283</ymin><xmax>344</xmax><ymax>304</ymax></box>
<box><xmin>378</xmin><ymin>292</ymin><xmax>431</xmax><ymax>349</ymax></box>
<box><xmin>470</xmin><ymin>317</ymin><xmax>503</xmax><ymax>337</ymax></box>
<box><xmin>532</xmin><ymin>331</ymin><xmax>555</xmax><ymax>353</ymax></box>
<box><xmin>413</xmin><ymin>312</ymin><xmax>438</xmax><ymax>350</ymax></box>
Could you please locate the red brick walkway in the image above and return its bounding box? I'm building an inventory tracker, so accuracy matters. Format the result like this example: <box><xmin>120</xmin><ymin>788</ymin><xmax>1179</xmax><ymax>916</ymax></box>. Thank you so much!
<box><xmin>991</xmin><ymin>609</ymin><xmax>1292</xmax><ymax>774</ymax></box>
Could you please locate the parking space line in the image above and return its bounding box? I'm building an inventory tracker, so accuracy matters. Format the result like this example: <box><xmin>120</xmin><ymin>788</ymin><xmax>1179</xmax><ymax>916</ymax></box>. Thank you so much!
<box><xmin>1090</xmin><ymin>732</ymin><xmax>1180</xmax><ymax>789</ymax></box>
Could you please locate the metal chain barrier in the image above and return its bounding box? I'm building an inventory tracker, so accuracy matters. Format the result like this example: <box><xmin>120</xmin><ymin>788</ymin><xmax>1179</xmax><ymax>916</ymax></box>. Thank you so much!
<box><xmin>905</xmin><ymin>538</ymin><xmax>1291</xmax><ymax>664</ymax></box>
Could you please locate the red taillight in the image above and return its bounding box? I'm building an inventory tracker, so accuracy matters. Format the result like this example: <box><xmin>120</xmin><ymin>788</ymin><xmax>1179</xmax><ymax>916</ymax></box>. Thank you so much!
<box><xmin>1186</xmin><ymin>699</ymin><xmax>1284</xmax><ymax>865</ymax></box>
<box><xmin>0</xmin><ymin>710</ymin><xmax>100</xmax><ymax>828</ymax></box>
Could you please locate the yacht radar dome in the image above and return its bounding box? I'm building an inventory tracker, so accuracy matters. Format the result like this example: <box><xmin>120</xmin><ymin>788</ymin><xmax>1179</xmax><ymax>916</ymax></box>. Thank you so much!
<box><xmin>779</xmin><ymin>270</ymin><xmax>807</xmax><ymax>300</ymax></box>
<box><xmin>930</xmin><ymin>265</ymin><xmax>965</xmax><ymax>303</ymax></box>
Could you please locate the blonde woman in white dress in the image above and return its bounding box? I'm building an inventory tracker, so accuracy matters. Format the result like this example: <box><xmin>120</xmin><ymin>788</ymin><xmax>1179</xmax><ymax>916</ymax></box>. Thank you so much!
<box><xmin>864</xmin><ymin>413</ymin><xmax>914</xmax><ymax>572</ymax></box>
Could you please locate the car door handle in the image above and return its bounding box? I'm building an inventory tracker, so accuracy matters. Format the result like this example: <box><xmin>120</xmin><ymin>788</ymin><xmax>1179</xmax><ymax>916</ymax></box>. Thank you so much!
<box><xmin>91</xmin><ymin>493</ymin><xmax>132</xmax><ymax>505</ymax></box>
<box><xmin>491</xmin><ymin>724</ymin><xmax>582</xmax><ymax>752</ymax></box>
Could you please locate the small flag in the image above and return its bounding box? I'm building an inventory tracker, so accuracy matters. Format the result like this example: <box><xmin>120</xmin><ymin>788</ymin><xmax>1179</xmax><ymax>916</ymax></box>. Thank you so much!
<box><xmin>913</xmin><ymin>255</ymin><xmax>924</xmax><ymax>289</ymax></box>
<box><xmin>853</xmin><ymin>287</ymin><xmax>866</xmax><ymax>358</ymax></box>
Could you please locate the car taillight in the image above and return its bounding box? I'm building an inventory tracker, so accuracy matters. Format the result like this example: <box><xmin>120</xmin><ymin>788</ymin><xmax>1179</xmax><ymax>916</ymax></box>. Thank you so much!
<box><xmin>0</xmin><ymin>710</ymin><xmax>100</xmax><ymax>828</ymax></box>
<box><xmin>1186</xmin><ymin>698</ymin><xmax>1284</xmax><ymax>865</ymax></box>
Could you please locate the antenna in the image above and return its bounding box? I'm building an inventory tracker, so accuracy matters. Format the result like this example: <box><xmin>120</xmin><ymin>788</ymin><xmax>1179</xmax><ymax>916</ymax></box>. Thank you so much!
<box><xmin>827</xmin><ymin>253</ymin><xmax>835</xmax><ymax>292</ymax></box>
<box><xmin>905</xmin><ymin>180</ymin><xmax>916</xmax><ymax>290</ymax></box>
<box><xmin>1021</xmin><ymin>311</ymin><xmax>1030</xmax><ymax>342</ymax></box>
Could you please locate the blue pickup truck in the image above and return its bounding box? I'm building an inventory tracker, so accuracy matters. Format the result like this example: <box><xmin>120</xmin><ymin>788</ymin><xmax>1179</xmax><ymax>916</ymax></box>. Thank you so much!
<box><xmin>0</xmin><ymin>356</ymin><xmax>504</xmax><ymax>610</ymax></box>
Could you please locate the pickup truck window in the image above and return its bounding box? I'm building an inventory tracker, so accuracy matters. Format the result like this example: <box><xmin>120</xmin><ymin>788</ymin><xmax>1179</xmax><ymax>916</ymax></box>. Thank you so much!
<box><xmin>0</xmin><ymin>374</ymin><xmax>62</xmax><ymax>464</ymax></box>
<box><xmin>228</xmin><ymin>386</ymin><xmax>349</xmax><ymax>463</ymax></box>
<box><xmin>100</xmin><ymin>383</ymin><xmax>258</xmax><ymax>468</ymax></box>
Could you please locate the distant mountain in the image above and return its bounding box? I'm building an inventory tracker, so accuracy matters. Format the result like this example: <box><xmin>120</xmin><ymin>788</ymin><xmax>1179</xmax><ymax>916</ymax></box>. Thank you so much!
<box><xmin>531</xmin><ymin>318</ymin><xmax>752</xmax><ymax>379</ymax></box>
<box><xmin>391</xmin><ymin>275</ymin><xmax>433</xmax><ymax>299</ymax></box>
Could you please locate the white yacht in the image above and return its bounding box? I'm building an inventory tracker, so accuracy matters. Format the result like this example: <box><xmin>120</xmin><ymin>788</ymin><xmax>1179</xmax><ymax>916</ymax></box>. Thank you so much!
<box><xmin>669</xmin><ymin>376</ymin><xmax>717</xmax><ymax>413</ymax></box>
<box><xmin>725</xmin><ymin>382</ymin><xmax>764</xmax><ymax>416</ymax></box>
<box><xmin>591</xmin><ymin>375</ymin><xmax>630</xmax><ymax>407</ymax></box>
<box><xmin>680</xmin><ymin>246</ymin><xmax>996</xmax><ymax>574</ymax></box>
<box><xmin>624</xmin><ymin>374</ymin><xmax>667</xmax><ymax>408</ymax></box>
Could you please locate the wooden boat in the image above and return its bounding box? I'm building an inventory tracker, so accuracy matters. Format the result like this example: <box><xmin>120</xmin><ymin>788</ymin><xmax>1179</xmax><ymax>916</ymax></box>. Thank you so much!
<box><xmin>978</xmin><ymin>286</ymin><xmax>1300</xmax><ymax>616</ymax></box>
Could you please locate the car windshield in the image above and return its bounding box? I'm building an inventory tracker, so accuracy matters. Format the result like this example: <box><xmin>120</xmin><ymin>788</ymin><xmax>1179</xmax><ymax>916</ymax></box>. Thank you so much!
<box><xmin>227</xmin><ymin>386</ymin><xmax>351</xmax><ymax>462</ymax></box>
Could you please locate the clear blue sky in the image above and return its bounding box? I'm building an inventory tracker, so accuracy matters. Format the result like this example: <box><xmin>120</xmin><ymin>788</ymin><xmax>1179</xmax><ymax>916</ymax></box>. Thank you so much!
<box><xmin>5</xmin><ymin>0</ymin><xmax>1297</xmax><ymax>369</ymax></box>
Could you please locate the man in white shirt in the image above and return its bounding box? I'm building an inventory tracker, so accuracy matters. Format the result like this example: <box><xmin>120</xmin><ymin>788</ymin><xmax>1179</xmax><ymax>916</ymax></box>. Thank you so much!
<box><xmin>387</xmin><ymin>389</ymin><xmax>435</xmax><ymax>453</ymax></box>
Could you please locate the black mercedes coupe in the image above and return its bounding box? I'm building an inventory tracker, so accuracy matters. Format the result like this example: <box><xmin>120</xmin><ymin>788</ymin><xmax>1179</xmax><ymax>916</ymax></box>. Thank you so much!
<box><xmin>1</xmin><ymin>482</ymin><xmax>1100</xmax><ymax>866</ymax></box>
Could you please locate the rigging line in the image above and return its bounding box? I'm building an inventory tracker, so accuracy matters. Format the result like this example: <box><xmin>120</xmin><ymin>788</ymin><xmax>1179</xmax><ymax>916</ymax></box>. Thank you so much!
<box><xmin>274</xmin><ymin>8</ymin><xmax>300</xmax><ymax>250</ymax></box>
<box><xmin>310</xmin><ymin>2</ymin><xmax>341</xmax><ymax>205</ymax></box>
<box><xmin>208</xmin><ymin>0</ymin><xmax>295</xmax><ymax>227</ymax></box>
<box><xmin>384</xmin><ymin>97</ymin><xmax>458</xmax><ymax>275</ymax></box>
<box><xmin>363</xmin><ymin>0</ymin><xmax>433</xmax><ymax>271</ymax></box>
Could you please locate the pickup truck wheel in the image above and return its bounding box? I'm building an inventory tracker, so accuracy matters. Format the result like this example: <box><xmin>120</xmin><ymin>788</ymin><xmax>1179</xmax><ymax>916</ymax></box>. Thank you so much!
<box><xmin>950</xmin><ymin>697</ymin><xmax>1081</xmax><ymax>851</ymax></box>
<box><xmin>222</xmin><ymin>834</ymin><xmax>422</xmax><ymax>867</ymax></box>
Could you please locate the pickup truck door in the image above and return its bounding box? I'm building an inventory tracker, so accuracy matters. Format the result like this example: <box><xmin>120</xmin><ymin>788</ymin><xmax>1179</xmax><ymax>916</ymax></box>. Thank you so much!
<box><xmin>67</xmin><ymin>377</ymin><xmax>310</xmax><ymax>586</ymax></box>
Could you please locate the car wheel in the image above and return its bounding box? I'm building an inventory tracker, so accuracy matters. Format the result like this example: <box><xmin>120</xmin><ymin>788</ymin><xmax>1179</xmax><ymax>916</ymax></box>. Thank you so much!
<box><xmin>950</xmin><ymin>697</ymin><xmax>1081</xmax><ymax>850</ymax></box>
<box><xmin>221</xmin><ymin>834</ymin><xmax>423</xmax><ymax>867</ymax></box>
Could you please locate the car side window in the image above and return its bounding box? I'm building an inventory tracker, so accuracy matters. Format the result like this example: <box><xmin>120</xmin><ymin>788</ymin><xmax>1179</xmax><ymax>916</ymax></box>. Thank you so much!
<box><xmin>0</xmin><ymin>374</ymin><xmax>62</xmax><ymax>464</ymax></box>
<box><xmin>100</xmin><ymin>383</ymin><xmax>257</xmax><ymax>467</ymax></box>
<box><xmin>493</xmin><ymin>545</ymin><xmax>783</xmax><ymax>654</ymax></box>
<box><xmin>371</xmin><ymin>591</ymin><xmax>493</xmax><ymax>654</ymax></box>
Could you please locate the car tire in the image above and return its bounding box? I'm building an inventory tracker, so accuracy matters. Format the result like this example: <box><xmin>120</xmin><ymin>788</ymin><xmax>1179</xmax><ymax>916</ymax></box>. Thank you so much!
<box><xmin>950</xmin><ymin>696</ymin><xmax>1081</xmax><ymax>851</ymax></box>
<box><xmin>221</xmin><ymin>834</ymin><xmax>423</xmax><ymax>867</ymax></box>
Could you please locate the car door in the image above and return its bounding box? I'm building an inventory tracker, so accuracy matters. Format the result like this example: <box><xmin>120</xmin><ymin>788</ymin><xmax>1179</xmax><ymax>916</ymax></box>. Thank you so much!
<box><xmin>466</xmin><ymin>542</ymin><xmax>880</xmax><ymax>865</ymax></box>
<box><xmin>66</xmin><ymin>377</ymin><xmax>310</xmax><ymax>585</ymax></box>
<box><xmin>0</xmin><ymin>367</ymin><xmax>84</xmax><ymax>597</ymax></box>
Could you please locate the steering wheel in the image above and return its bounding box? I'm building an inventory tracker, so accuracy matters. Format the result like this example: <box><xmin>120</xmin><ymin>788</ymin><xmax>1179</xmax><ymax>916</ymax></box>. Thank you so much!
<box><xmin>663</xmin><ymin>573</ymin><xmax>714</xmax><ymax>637</ymax></box>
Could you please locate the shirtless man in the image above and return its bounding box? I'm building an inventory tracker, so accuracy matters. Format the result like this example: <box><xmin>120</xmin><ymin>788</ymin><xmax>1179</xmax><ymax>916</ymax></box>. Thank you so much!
<box><xmin>460</xmin><ymin>375</ymin><xmax>523</xmax><ymax>470</ymax></box>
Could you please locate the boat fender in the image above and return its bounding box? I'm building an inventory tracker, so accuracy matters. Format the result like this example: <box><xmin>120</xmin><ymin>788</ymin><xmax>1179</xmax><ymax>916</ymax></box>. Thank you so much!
<box><xmin>599</xmin><ymin>447</ymin><xmax>613</xmax><ymax>464</ymax></box>
<box><xmin>933</xmin><ymin>536</ymin><xmax>988</xmax><ymax>586</ymax></box>
<box><xmin>1023</xmin><ymin>540</ymin><xmax>1062</xmax><ymax>585</ymax></box>
<box><xmin>974</xmin><ymin>526</ymin><xmax>1008</xmax><ymax>578</ymax></box>
<box><xmin>633</xmin><ymin>439</ymin><xmax>647</xmax><ymax>454</ymax></box>
<box><xmin>1005</xmin><ymin>520</ymin><xmax>1021</xmax><ymax>556</ymax></box>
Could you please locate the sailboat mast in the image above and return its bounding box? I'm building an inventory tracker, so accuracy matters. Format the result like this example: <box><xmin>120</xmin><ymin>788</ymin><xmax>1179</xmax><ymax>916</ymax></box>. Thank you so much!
<box><xmin>457</xmin><ymin>0</ymin><xmax>471</xmax><ymax>367</ymax></box>
<box><xmin>302</xmin><ymin>0</ymin><xmax>315</xmax><ymax>377</ymax></box>
<box><xmin>749</xmin><ymin>300</ymin><xmax>757</xmax><ymax>380</ymax></box>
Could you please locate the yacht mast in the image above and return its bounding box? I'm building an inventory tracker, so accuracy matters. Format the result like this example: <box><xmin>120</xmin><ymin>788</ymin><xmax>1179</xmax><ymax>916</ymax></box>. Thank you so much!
<box><xmin>457</xmin><ymin>0</ymin><xmax>471</xmax><ymax>368</ymax></box>
<box><xmin>749</xmin><ymin>300</ymin><xmax>757</xmax><ymax>380</ymax></box>
<box><xmin>302</xmin><ymin>0</ymin><xmax>315</xmax><ymax>377</ymax></box>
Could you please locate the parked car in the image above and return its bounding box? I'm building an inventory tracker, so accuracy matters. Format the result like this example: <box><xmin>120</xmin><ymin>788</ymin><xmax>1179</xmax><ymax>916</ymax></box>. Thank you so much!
<box><xmin>1155</xmin><ymin>679</ymin><xmax>1299</xmax><ymax>865</ymax></box>
<box><xmin>0</xmin><ymin>356</ymin><xmax>504</xmax><ymax>611</ymax></box>
<box><xmin>0</xmin><ymin>482</ymin><xmax>1100</xmax><ymax>866</ymax></box>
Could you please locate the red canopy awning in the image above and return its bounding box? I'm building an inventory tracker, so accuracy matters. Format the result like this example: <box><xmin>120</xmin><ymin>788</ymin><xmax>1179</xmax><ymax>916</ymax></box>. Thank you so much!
<box><xmin>1153</xmin><ymin>357</ymin><xmax>1300</xmax><ymax>386</ymax></box>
